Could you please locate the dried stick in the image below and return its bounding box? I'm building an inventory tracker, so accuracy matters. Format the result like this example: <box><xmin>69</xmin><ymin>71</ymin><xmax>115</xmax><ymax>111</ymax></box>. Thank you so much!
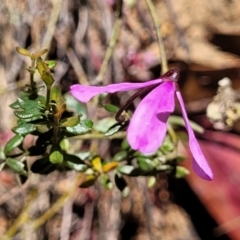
<box><xmin>144</xmin><ymin>0</ymin><xmax>168</xmax><ymax>74</ymax></box>
<box><xmin>41</xmin><ymin>0</ymin><xmax>63</xmax><ymax>56</ymax></box>
<box><xmin>95</xmin><ymin>0</ymin><xmax>123</xmax><ymax>83</ymax></box>
<box><xmin>3</xmin><ymin>189</ymin><xmax>37</xmax><ymax>240</ymax></box>
<box><xmin>31</xmin><ymin>174</ymin><xmax>85</xmax><ymax>231</ymax></box>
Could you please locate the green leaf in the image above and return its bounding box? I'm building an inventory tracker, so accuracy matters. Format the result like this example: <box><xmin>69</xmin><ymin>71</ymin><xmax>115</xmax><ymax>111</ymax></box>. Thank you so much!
<box><xmin>4</xmin><ymin>135</ymin><xmax>24</xmax><ymax>155</ymax></box>
<box><xmin>168</xmin><ymin>115</ymin><xmax>204</xmax><ymax>134</ymax></box>
<box><xmin>147</xmin><ymin>176</ymin><xmax>156</xmax><ymax>187</ymax></box>
<box><xmin>66</xmin><ymin>120</ymin><xmax>93</xmax><ymax>135</ymax></box>
<box><xmin>45</xmin><ymin>60</ymin><xmax>58</xmax><ymax>69</ymax></box>
<box><xmin>0</xmin><ymin>149</ymin><xmax>6</xmax><ymax>172</ymax></box>
<box><xmin>16</xmin><ymin>47</ymin><xmax>31</xmax><ymax>57</ymax></box>
<box><xmin>117</xmin><ymin>165</ymin><xmax>134</xmax><ymax>175</ymax></box>
<box><xmin>105</xmin><ymin>124</ymin><xmax>122</xmax><ymax>136</ymax></box>
<box><xmin>32</xmin><ymin>49</ymin><xmax>48</xmax><ymax>58</ymax></box>
<box><xmin>65</xmin><ymin>161</ymin><xmax>88</xmax><ymax>172</ymax></box>
<box><xmin>22</xmin><ymin>115</ymin><xmax>43</xmax><ymax>122</ymax></box>
<box><xmin>74</xmin><ymin>152</ymin><xmax>91</xmax><ymax>160</ymax></box>
<box><xmin>79</xmin><ymin>174</ymin><xmax>98</xmax><ymax>188</ymax></box>
<box><xmin>50</xmin><ymin>86</ymin><xmax>66</xmax><ymax>114</ymax></box>
<box><xmin>64</xmin><ymin>153</ymin><xmax>85</xmax><ymax>164</ymax></box>
<box><xmin>42</xmin><ymin>71</ymin><xmax>54</xmax><ymax>87</ymax></box>
<box><xmin>175</xmin><ymin>166</ymin><xmax>190</xmax><ymax>178</ymax></box>
<box><xmin>113</xmin><ymin>151</ymin><xmax>127</xmax><ymax>162</ymax></box>
<box><xmin>160</xmin><ymin>136</ymin><xmax>174</xmax><ymax>153</ymax></box>
<box><xmin>9</xmin><ymin>100</ymin><xmax>21</xmax><ymax>109</ymax></box>
<box><xmin>12</xmin><ymin>123</ymin><xmax>36</xmax><ymax>135</ymax></box>
<box><xmin>14</xmin><ymin>109</ymin><xmax>42</xmax><ymax>119</ymax></box>
<box><xmin>17</xmin><ymin>97</ymin><xmax>40</xmax><ymax>110</ymax></box>
<box><xmin>137</xmin><ymin>157</ymin><xmax>156</xmax><ymax>172</ymax></box>
<box><xmin>6</xmin><ymin>158</ymin><xmax>27</xmax><ymax>176</ymax></box>
<box><xmin>50</xmin><ymin>86</ymin><xmax>64</xmax><ymax>103</ymax></box>
<box><xmin>59</xmin><ymin>139</ymin><xmax>70</xmax><ymax>151</ymax></box>
<box><xmin>60</xmin><ymin>115</ymin><xmax>80</xmax><ymax>127</ymax></box>
<box><xmin>36</xmin><ymin>57</ymin><xmax>48</xmax><ymax>76</ymax></box>
<box><xmin>103</xmin><ymin>104</ymin><xmax>119</xmax><ymax>113</ymax></box>
<box><xmin>49</xmin><ymin>150</ymin><xmax>64</xmax><ymax>164</ymax></box>
<box><xmin>65</xmin><ymin>93</ymin><xmax>87</xmax><ymax>117</ymax></box>
<box><xmin>100</xmin><ymin>174</ymin><xmax>113</xmax><ymax>190</ymax></box>
<box><xmin>121</xmin><ymin>139</ymin><xmax>130</xmax><ymax>150</ymax></box>
<box><xmin>94</xmin><ymin>117</ymin><xmax>117</xmax><ymax>133</ymax></box>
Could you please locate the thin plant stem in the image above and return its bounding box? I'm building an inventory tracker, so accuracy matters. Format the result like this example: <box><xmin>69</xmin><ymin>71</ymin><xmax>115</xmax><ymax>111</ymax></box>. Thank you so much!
<box><xmin>71</xmin><ymin>131</ymin><xmax>126</xmax><ymax>140</ymax></box>
<box><xmin>167</xmin><ymin>124</ymin><xmax>178</xmax><ymax>155</ymax></box>
<box><xmin>45</xmin><ymin>85</ymin><xmax>51</xmax><ymax>109</ymax></box>
<box><xmin>145</xmin><ymin>0</ymin><xmax>168</xmax><ymax>74</ymax></box>
<box><xmin>30</xmin><ymin>59</ymin><xmax>36</xmax><ymax>91</ymax></box>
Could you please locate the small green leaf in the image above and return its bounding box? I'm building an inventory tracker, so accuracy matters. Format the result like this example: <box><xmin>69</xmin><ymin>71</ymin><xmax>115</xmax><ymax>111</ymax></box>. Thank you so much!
<box><xmin>60</xmin><ymin>115</ymin><xmax>80</xmax><ymax>127</ymax></box>
<box><xmin>59</xmin><ymin>139</ymin><xmax>70</xmax><ymax>151</ymax></box>
<box><xmin>4</xmin><ymin>135</ymin><xmax>24</xmax><ymax>155</ymax></box>
<box><xmin>160</xmin><ymin>136</ymin><xmax>174</xmax><ymax>153</ymax></box>
<box><xmin>45</xmin><ymin>60</ymin><xmax>57</xmax><ymax>69</ymax></box>
<box><xmin>14</xmin><ymin>109</ymin><xmax>42</xmax><ymax>119</ymax></box>
<box><xmin>16</xmin><ymin>47</ymin><xmax>31</xmax><ymax>57</ymax></box>
<box><xmin>79</xmin><ymin>174</ymin><xmax>98</xmax><ymax>188</ymax></box>
<box><xmin>6</xmin><ymin>158</ymin><xmax>27</xmax><ymax>176</ymax></box>
<box><xmin>175</xmin><ymin>166</ymin><xmax>190</xmax><ymax>178</ymax></box>
<box><xmin>36</xmin><ymin>57</ymin><xmax>49</xmax><ymax>76</ymax></box>
<box><xmin>94</xmin><ymin>117</ymin><xmax>117</xmax><ymax>133</ymax></box>
<box><xmin>66</xmin><ymin>120</ymin><xmax>93</xmax><ymax>135</ymax></box>
<box><xmin>9</xmin><ymin>101</ymin><xmax>21</xmax><ymax>109</ymax></box>
<box><xmin>117</xmin><ymin>165</ymin><xmax>134</xmax><ymax>175</ymax></box>
<box><xmin>17</xmin><ymin>97</ymin><xmax>40</xmax><ymax>110</ymax></box>
<box><xmin>42</xmin><ymin>71</ymin><xmax>54</xmax><ymax>87</ymax></box>
<box><xmin>12</xmin><ymin>123</ymin><xmax>36</xmax><ymax>135</ymax></box>
<box><xmin>32</xmin><ymin>49</ymin><xmax>48</xmax><ymax>58</ymax></box>
<box><xmin>64</xmin><ymin>153</ymin><xmax>85</xmax><ymax>164</ymax></box>
<box><xmin>74</xmin><ymin>152</ymin><xmax>91</xmax><ymax>160</ymax></box>
<box><xmin>168</xmin><ymin>115</ymin><xmax>204</xmax><ymax>134</ymax></box>
<box><xmin>147</xmin><ymin>176</ymin><xmax>156</xmax><ymax>187</ymax></box>
<box><xmin>103</xmin><ymin>104</ymin><xmax>119</xmax><ymax>113</ymax></box>
<box><xmin>65</xmin><ymin>93</ymin><xmax>87</xmax><ymax>117</ymax></box>
<box><xmin>100</xmin><ymin>174</ymin><xmax>113</xmax><ymax>190</ymax></box>
<box><xmin>49</xmin><ymin>151</ymin><xmax>63</xmax><ymax>164</ymax></box>
<box><xmin>22</xmin><ymin>115</ymin><xmax>43</xmax><ymax>122</ymax></box>
<box><xmin>105</xmin><ymin>124</ymin><xmax>122</xmax><ymax>136</ymax></box>
<box><xmin>65</xmin><ymin>161</ymin><xmax>88</xmax><ymax>172</ymax></box>
<box><xmin>113</xmin><ymin>151</ymin><xmax>127</xmax><ymax>161</ymax></box>
<box><xmin>50</xmin><ymin>86</ymin><xmax>64</xmax><ymax>103</ymax></box>
<box><xmin>137</xmin><ymin>157</ymin><xmax>155</xmax><ymax>172</ymax></box>
<box><xmin>121</xmin><ymin>139</ymin><xmax>130</xmax><ymax>150</ymax></box>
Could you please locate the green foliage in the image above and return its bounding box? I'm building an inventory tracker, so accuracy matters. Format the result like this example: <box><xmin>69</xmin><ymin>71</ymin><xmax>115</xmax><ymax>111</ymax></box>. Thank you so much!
<box><xmin>3</xmin><ymin>47</ymin><xmax>188</xmax><ymax>190</ymax></box>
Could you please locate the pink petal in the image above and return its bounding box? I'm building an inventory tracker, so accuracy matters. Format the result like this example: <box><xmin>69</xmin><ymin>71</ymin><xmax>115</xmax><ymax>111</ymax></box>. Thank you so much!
<box><xmin>127</xmin><ymin>82</ymin><xmax>176</xmax><ymax>155</ymax></box>
<box><xmin>176</xmin><ymin>90</ymin><xmax>213</xmax><ymax>180</ymax></box>
<box><xmin>70</xmin><ymin>79</ymin><xmax>163</xmax><ymax>103</ymax></box>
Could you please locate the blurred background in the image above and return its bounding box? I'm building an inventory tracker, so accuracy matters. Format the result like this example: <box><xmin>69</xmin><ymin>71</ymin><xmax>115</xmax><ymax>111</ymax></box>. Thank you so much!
<box><xmin>1</xmin><ymin>0</ymin><xmax>240</xmax><ymax>239</ymax></box>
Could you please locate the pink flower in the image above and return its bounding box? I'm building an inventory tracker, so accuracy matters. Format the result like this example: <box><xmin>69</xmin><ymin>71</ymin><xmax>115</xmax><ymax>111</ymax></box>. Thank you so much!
<box><xmin>70</xmin><ymin>69</ymin><xmax>213</xmax><ymax>180</ymax></box>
